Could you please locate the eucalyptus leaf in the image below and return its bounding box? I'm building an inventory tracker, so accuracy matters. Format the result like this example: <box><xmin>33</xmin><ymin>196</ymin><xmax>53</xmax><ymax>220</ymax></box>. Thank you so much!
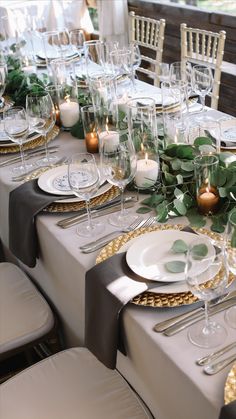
<box><xmin>181</xmin><ymin>161</ymin><xmax>194</xmax><ymax>172</ymax></box>
<box><xmin>156</xmin><ymin>206</ymin><xmax>168</xmax><ymax>223</ymax></box>
<box><xmin>194</xmin><ymin>136</ymin><xmax>213</xmax><ymax>147</ymax></box>
<box><xmin>165</xmin><ymin>261</ymin><xmax>186</xmax><ymax>273</ymax></box>
<box><xmin>186</xmin><ymin>209</ymin><xmax>206</xmax><ymax>228</ymax></box>
<box><xmin>174</xmin><ymin>188</ymin><xmax>184</xmax><ymax>199</ymax></box>
<box><xmin>174</xmin><ymin>199</ymin><xmax>187</xmax><ymax>215</ymax></box>
<box><xmin>171</xmin><ymin>159</ymin><xmax>181</xmax><ymax>171</ymax></box>
<box><xmin>192</xmin><ymin>244</ymin><xmax>208</xmax><ymax>259</ymax></box>
<box><xmin>176</xmin><ymin>174</ymin><xmax>183</xmax><ymax>184</ymax></box>
<box><xmin>231</xmin><ymin>229</ymin><xmax>236</xmax><ymax>248</ymax></box>
<box><xmin>165</xmin><ymin>144</ymin><xmax>178</xmax><ymax>157</ymax></box>
<box><xmin>164</xmin><ymin>172</ymin><xmax>176</xmax><ymax>185</ymax></box>
<box><xmin>171</xmin><ymin>239</ymin><xmax>188</xmax><ymax>254</ymax></box>
<box><xmin>219</xmin><ymin>187</ymin><xmax>227</xmax><ymax>198</ymax></box>
<box><xmin>136</xmin><ymin>207</ymin><xmax>152</xmax><ymax>214</ymax></box>
<box><xmin>176</xmin><ymin>145</ymin><xmax>195</xmax><ymax>160</ymax></box>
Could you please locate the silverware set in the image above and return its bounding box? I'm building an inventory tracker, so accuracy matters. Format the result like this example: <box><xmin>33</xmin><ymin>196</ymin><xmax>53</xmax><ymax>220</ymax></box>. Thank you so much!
<box><xmin>11</xmin><ymin>156</ymin><xmax>67</xmax><ymax>182</ymax></box>
<box><xmin>196</xmin><ymin>341</ymin><xmax>236</xmax><ymax>375</ymax></box>
<box><xmin>0</xmin><ymin>145</ymin><xmax>59</xmax><ymax>168</ymax></box>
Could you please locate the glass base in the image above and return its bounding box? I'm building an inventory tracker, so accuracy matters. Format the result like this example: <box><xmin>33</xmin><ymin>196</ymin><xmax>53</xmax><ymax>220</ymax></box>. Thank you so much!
<box><xmin>76</xmin><ymin>220</ymin><xmax>104</xmax><ymax>238</ymax></box>
<box><xmin>188</xmin><ymin>319</ymin><xmax>227</xmax><ymax>349</ymax></box>
<box><xmin>109</xmin><ymin>209</ymin><xmax>139</xmax><ymax>228</ymax></box>
<box><xmin>225</xmin><ymin>306</ymin><xmax>236</xmax><ymax>329</ymax></box>
<box><xmin>11</xmin><ymin>162</ymin><xmax>33</xmax><ymax>176</ymax></box>
<box><xmin>36</xmin><ymin>154</ymin><xmax>59</xmax><ymax>167</ymax></box>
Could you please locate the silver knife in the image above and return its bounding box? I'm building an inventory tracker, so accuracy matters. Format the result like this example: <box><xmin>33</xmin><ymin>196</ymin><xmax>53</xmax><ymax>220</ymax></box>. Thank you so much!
<box><xmin>57</xmin><ymin>196</ymin><xmax>136</xmax><ymax>228</ymax></box>
<box><xmin>154</xmin><ymin>289</ymin><xmax>236</xmax><ymax>333</ymax></box>
<box><xmin>0</xmin><ymin>146</ymin><xmax>59</xmax><ymax>167</ymax></box>
<box><xmin>204</xmin><ymin>353</ymin><xmax>236</xmax><ymax>375</ymax></box>
<box><xmin>163</xmin><ymin>298</ymin><xmax>236</xmax><ymax>336</ymax></box>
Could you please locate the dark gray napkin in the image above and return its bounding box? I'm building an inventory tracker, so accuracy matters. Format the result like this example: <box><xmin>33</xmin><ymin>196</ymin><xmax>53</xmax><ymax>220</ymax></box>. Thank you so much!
<box><xmin>85</xmin><ymin>252</ymin><xmax>148</xmax><ymax>369</ymax></box>
<box><xmin>9</xmin><ymin>179</ymin><xmax>65</xmax><ymax>268</ymax></box>
<box><xmin>219</xmin><ymin>401</ymin><xmax>236</xmax><ymax>419</ymax></box>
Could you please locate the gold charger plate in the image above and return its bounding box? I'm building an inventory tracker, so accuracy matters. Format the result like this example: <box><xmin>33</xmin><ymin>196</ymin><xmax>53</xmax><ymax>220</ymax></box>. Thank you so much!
<box><xmin>224</xmin><ymin>362</ymin><xmax>236</xmax><ymax>405</ymax></box>
<box><xmin>96</xmin><ymin>224</ymin><xmax>234</xmax><ymax>308</ymax></box>
<box><xmin>0</xmin><ymin>125</ymin><xmax>60</xmax><ymax>154</ymax></box>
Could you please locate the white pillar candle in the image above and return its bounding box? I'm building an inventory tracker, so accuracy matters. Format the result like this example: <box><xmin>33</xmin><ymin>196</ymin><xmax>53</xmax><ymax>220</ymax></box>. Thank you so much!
<box><xmin>99</xmin><ymin>130</ymin><xmax>119</xmax><ymax>152</ymax></box>
<box><xmin>59</xmin><ymin>99</ymin><xmax>80</xmax><ymax>128</ymax></box>
<box><xmin>135</xmin><ymin>154</ymin><xmax>158</xmax><ymax>188</ymax></box>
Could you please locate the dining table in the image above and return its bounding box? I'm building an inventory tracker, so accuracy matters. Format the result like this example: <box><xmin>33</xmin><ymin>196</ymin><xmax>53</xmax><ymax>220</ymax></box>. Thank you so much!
<box><xmin>0</xmin><ymin>81</ymin><xmax>235</xmax><ymax>419</ymax></box>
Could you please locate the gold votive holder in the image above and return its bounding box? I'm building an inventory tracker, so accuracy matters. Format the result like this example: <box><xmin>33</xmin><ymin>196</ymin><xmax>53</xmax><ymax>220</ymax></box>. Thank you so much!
<box><xmin>194</xmin><ymin>154</ymin><xmax>220</xmax><ymax>215</ymax></box>
<box><xmin>81</xmin><ymin>105</ymin><xmax>99</xmax><ymax>153</ymax></box>
<box><xmin>45</xmin><ymin>85</ymin><xmax>62</xmax><ymax>127</ymax></box>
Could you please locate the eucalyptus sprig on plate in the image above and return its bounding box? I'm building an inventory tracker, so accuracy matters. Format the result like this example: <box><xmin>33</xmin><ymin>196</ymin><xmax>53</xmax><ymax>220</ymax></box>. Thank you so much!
<box><xmin>164</xmin><ymin>239</ymin><xmax>209</xmax><ymax>273</ymax></box>
<box><xmin>137</xmin><ymin>136</ymin><xmax>236</xmax><ymax>233</ymax></box>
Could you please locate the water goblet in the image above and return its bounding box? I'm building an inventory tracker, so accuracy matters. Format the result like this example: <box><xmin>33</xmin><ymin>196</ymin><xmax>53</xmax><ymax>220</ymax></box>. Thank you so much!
<box><xmin>185</xmin><ymin>237</ymin><xmax>228</xmax><ymax>348</ymax></box>
<box><xmin>100</xmin><ymin>132</ymin><xmax>138</xmax><ymax>227</ymax></box>
<box><xmin>192</xmin><ymin>65</ymin><xmax>213</xmax><ymax>115</ymax></box>
<box><xmin>4</xmin><ymin>106</ymin><xmax>33</xmax><ymax>175</ymax></box>
<box><xmin>67</xmin><ymin>153</ymin><xmax>103</xmax><ymax>237</ymax></box>
<box><xmin>26</xmin><ymin>91</ymin><xmax>58</xmax><ymax>167</ymax></box>
<box><xmin>224</xmin><ymin>211</ymin><xmax>236</xmax><ymax>329</ymax></box>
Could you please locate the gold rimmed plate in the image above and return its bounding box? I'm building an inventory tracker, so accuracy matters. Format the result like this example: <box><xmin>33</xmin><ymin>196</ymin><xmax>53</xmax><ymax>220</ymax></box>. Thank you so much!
<box><xmin>0</xmin><ymin>125</ymin><xmax>60</xmax><ymax>154</ymax></box>
<box><xmin>224</xmin><ymin>362</ymin><xmax>236</xmax><ymax>405</ymax></box>
<box><xmin>96</xmin><ymin>224</ymin><xmax>234</xmax><ymax>308</ymax></box>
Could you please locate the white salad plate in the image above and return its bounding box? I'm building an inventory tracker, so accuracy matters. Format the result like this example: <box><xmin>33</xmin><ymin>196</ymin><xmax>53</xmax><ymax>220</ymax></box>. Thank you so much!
<box><xmin>125</xmin><ymin>230</ymin><xmax>215</xmax><ymax>283</ymax></box>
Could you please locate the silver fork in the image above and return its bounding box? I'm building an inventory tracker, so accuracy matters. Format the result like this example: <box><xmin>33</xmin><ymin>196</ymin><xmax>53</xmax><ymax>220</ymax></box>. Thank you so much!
<box><xmin>11</xmin><ymin>157</ymin><xmax>67</xmax><ymax>182</ymax></box>
<box><xmin>80</xmin><ymin>215</ymin><xmax>156</xmax><ymax>254</ymax></box>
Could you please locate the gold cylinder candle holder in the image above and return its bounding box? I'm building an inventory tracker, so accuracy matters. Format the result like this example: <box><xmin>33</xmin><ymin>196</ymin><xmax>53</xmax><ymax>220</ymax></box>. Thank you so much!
<box><xmin>81</xmin><ymin>105</ymin><xmax>99</xmax><ymax>153</ymax></box>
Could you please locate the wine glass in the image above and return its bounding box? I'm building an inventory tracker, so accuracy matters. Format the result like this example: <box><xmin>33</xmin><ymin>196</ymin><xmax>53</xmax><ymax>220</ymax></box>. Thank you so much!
<box><xmin>26</xmin><ymin>92</ymin><xmax>58</xmax><ymax>167</ymax></box>
<box><xmin>69</xmin><ymin>29</ymin><xmax>85</xmax><ymax>57</ymax></box>
<box><xmin>0</xmin><ymin>63</ymin><xmax>7</xmax><ymax>108</ymax></box>
<box><xmin>4</xmin><ymin>106</ymin><xmax>33</xmax><ymax>175</ymax></box>
<box><xmin>185</xmin><ymin>237</ymin><xmax>228</xmax><ymax>348</ymax></box>
<box><xmin>158</xmin><ymin>62</ymin><xmax>170</xmax><ymax>84</ymax></box>
<box><xmin>192</xmin><ymin>65</ymin><xmax>213</xmax><ymax>114</ymax></box>
<box><xmin>170</xmin><ymin>62</ymin><xmax>192</xmax><ymax>93</ymax></box>
<box><xmin>67</xmin><ymin>153</ymin><xmax>103</xmax><ymax>237</ymax></box>
<box><xmin>130</xmin><ymin>43</ymin><xmax>141</xmax><ymax>90</ymax></box>
<box><xmin>100</xmin><ymin>132</ymin><xmax>138</xmax><ymax>227</ymax></box>
<box><xmin>224</xmin><ymin>211</ymin><xmax>236</xmax><ymax>329</ymax></box>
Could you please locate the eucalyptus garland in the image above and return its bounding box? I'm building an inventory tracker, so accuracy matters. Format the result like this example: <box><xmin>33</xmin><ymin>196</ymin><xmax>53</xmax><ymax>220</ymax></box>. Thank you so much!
<box><xmin>137</xmin><ymin>137</ymin><xmax>236</xmax><ymax>233</ymax></box>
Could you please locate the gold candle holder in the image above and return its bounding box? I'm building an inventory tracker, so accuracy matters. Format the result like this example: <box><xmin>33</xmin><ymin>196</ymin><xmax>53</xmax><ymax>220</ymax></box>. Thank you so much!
<box><xmin>81</xmin><ymin>105</ymin><xmax>99</xmax><ymax>154</ymax></box>
<box><xmin>197</xmin><ymin>185</ymin><xmax>220</xmax><ymax>215</ymax></box>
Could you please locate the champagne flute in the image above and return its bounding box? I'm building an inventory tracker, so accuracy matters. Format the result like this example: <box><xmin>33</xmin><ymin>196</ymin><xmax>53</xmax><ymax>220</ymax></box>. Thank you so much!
<box><xmin>4</xmin><ymin>106</ymin><xmax>33</xmax><ymax>175</ymax></box>
<box><xmin>185</xmin><ymin>237</ymin><xmax>228</xmax><ymax>348</ymax></box>
<box><xmin>224</xmin><ymin>211</ymin><xmax>236</xmax><ymax>329</ymax></box>
<box><xmin>100</xmin><ymin>132</ymin><xmax>138</xmax><ymax>227</ymax></box>
<box><xmin>192</xmin><ymin>65</ymin><xmax>213</xmax><ymax>114</ymax></box>
<box><xmin>67</xmin><ymin>153</ymin><xmax>103</xmax><ymax>237</ymax></box>
<box><xmin>26</xmin><ymin>92</ymin><xmax>58</xmax><ymax>167</ymax></box>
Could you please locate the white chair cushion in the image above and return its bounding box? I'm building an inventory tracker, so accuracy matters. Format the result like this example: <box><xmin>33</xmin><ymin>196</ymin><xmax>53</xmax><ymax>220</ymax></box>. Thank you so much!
<box><xmin>0</xmin><ymin>263</ymin><xmax>54</xmax><ymax>354</ymax></box>
<box><xmin>0</xmin><ymin>348</ymin><xmax>152</xmax><ymax>419</ymax></box>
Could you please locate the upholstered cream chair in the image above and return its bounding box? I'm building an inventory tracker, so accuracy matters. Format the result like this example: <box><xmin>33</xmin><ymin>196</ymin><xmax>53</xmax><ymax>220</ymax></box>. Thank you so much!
<box><xmin>129</xmin><ymin>11</ymin><xmax>166</xmax><ymax>86</ymax></box>
<box><xmin>0</xmin><ymin>262</ymin><xmax>58</xmax><ymax>363</ymax></box>
<box><xmin>180</xmin><ymin>23</ymin><xmax>226</xmax><ymax>109</ymax></box>
<box><xmin>0</xmin><ymin>347</ymin><xmax>153</xmax><ymax>419</ymax></box>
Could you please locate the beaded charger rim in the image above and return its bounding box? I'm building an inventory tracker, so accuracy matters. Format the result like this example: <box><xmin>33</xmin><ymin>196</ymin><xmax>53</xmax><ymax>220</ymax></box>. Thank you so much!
<box><xmin>96</xmin><ymin>224</ymin><xmax>234</xmax><ymax>308</ymax></box>
<box><xmin>45</xmin><ymin>185</ymin><xmax>120</xmax><ymax>213</ymax></box>
<box><xmin>0</xmin><ymin>125</ymin><xmax>60</xmax><ymax>154</ymax></box>
<box><xmin>224</xmin><ymin>362</ymin><xmax>236</xmax><ymax>405</ymax></box>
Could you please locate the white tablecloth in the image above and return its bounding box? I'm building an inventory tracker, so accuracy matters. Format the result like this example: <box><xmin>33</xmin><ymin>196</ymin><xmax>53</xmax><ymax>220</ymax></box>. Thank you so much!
<box><xmin>0</xmin><ymin>116</ymin><xmax>235</xmax><ymax>419</ymax></box>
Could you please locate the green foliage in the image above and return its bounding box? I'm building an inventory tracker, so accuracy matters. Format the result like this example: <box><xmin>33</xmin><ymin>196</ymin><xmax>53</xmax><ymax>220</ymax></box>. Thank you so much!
<box><xmin>165</xmin><ymin>260</ymin><xmax>186</xmax><ymax>273</ymax></box>
<box><xmin>192</xmin><ymin>243</ymin><xmax>208</xmax><ymax>259</ymax></box>
<box><xmin>137</xmin><ymin>139</ymin><xmax>236</xmax><ymax>233</ymax></box>
<box><xmin>171</xmin><ymin>239</ymin><xmax>188</xmax><ymax>254</ymax></box>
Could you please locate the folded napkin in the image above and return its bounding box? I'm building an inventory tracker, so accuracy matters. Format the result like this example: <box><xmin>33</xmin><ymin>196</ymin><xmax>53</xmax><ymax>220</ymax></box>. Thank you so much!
<box><xmin>219</xmin><ymin>401</ymin><xmax>236</xmax><ymax>419</ymax></box>
<box><xmin>9</xmin><ymin>179</ymin><xmax>65</xmax><ymax>268</ymax></box>
<box><xmin>85</xmin><ymin>252</ymin><xmax>148</xmax><ymax>369</ymax></box>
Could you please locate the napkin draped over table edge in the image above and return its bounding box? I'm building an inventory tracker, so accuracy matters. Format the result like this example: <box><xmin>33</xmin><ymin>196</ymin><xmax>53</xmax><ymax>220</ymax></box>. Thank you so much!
<box><xmin>9</xmin><ymin>179</ymin><xmax>67</xmax><ymax>268</ymax></box>
<box><xmin>219</xmin><ymin>400</ymin><xmax>236</xmax><ymax>419</ymax></box>
<box><xmin>85</xmin><ymin>252</ymin><xmax>148</xmax><ymax>369</ymax></box>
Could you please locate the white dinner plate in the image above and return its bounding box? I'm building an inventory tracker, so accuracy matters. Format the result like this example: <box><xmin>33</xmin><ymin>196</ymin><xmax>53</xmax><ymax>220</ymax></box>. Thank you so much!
<box><xmin>126</xmin><ymin>230</ymin><xmax>215</xmax><ymax>283</ymax></box>
<box><xmin>38</xmin><ymin>165</ymin><xmax>111</xmax><ymax>198</ymax></box>
<box><xmin>0</xmin><ymin>122</ymin><xmax>40</xmax><ymax>147</ymax></box>
<box><xmin>209</xmin><ymin>119</ymin><xmax>236</xmax><ymax>149</ymax></box>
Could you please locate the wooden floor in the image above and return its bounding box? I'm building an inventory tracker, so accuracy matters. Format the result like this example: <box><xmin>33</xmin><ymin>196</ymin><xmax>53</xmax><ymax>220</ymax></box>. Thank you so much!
<box><xmin>128</xmin><ymin>0</ymin><xmax>236</xmax><ymax>117</ymax></box>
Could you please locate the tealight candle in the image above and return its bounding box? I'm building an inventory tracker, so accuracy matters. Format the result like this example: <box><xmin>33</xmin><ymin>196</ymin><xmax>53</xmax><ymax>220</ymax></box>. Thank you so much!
<box><xmin>99</xmin><ymin>130</ymin><xmax>119</xmax><ymax>152</ymax></box>
<box><xmin>85</xmin><ymin>131</ymin><xmax>99</xmax><ymax>153</ymax></box>
<box><xmin>135</xmin><ymin>153</ymin><xmax>159</xmax><ymax>188</ymax></box>
<box><xmin>197</xmin><ymin>186</ymin><xmax>220</xmax><ymax>215</ymax></box>
<box><xmin>59</xmin><ymin>98</ymin><xmax>80</xmax><ymax>128</ymax></box>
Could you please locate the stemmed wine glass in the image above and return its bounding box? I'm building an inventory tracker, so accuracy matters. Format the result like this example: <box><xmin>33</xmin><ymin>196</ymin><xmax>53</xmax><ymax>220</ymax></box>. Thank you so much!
<box><xmin>185</xmin><ymin>236</ymin><xmax>228</xmax><ymax>348</ymax></box>
<box><xmin>4</xmin><ymin>106</ymin><xmax>33</xmax><ymax>175</ymax></box>
<box><xmin>192</xmin><ymin>65</ymin><xmax>213</xmax><ymax>115</ymax></box>
<box><xmin>26</xmin><ymin>91</ymin><xmax>58</xmax><ymax>167</ymax></box>
<box><xmin>69</xmin><ymin>29</ymin><xmax>85</xmax><ymax>57</ymax></box>
<box><xmin>130</xmin><ymin>42</ymin><xmax>141</xmax><ymax>91</ymax></box>
<box><xmin>67</xmin><ymin>153</ymin><xmax>103</xmax><ymax>237</ymax></box>
<box><xmin>224</xmin><ymin>211</ymin><xmax>236</xmax><ymax>329</ymax></box>
<box><xmin>100</xmin><ymin>132</ymin><xmax>137</xmax><ymax>227</ymax></box>
<box><xmin>0</xmin><ymin>63</ymin><xmax>7</xmax><ymax>108</ymax></box>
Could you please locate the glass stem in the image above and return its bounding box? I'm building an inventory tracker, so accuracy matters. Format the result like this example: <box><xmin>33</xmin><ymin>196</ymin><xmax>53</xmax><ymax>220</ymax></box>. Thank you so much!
<box><xmin>19</xmin><ymin>142</ymin><xmax>26</xmax><ymax>172</ymax></box>
<box><xmin>43</xmin><ymin>132</ymin><xmax>49</xmax><ymax>162</ymax></box>
<box><xmin>120</xmin><ymin>186</ymin><xmax>125</xmax><ymax>217</ymax></box>
<box><xmin>86</xmin><ymin>199</ymin><xmax>92</xmax><ymax>230</ymax></box>
<box><xmin>200</xmin><ymin>94</ymin><xmax>206</xmax><ymax>112</ymax></box>
<box><xmin>131</xmin><ymin>69</ymin><xmax>136</xmax><ymax>92</ymax></box>
<box><xmin>204</xmin><ymin>301</ymin><xmax>210</xmax><ymax>330</ymax></box>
